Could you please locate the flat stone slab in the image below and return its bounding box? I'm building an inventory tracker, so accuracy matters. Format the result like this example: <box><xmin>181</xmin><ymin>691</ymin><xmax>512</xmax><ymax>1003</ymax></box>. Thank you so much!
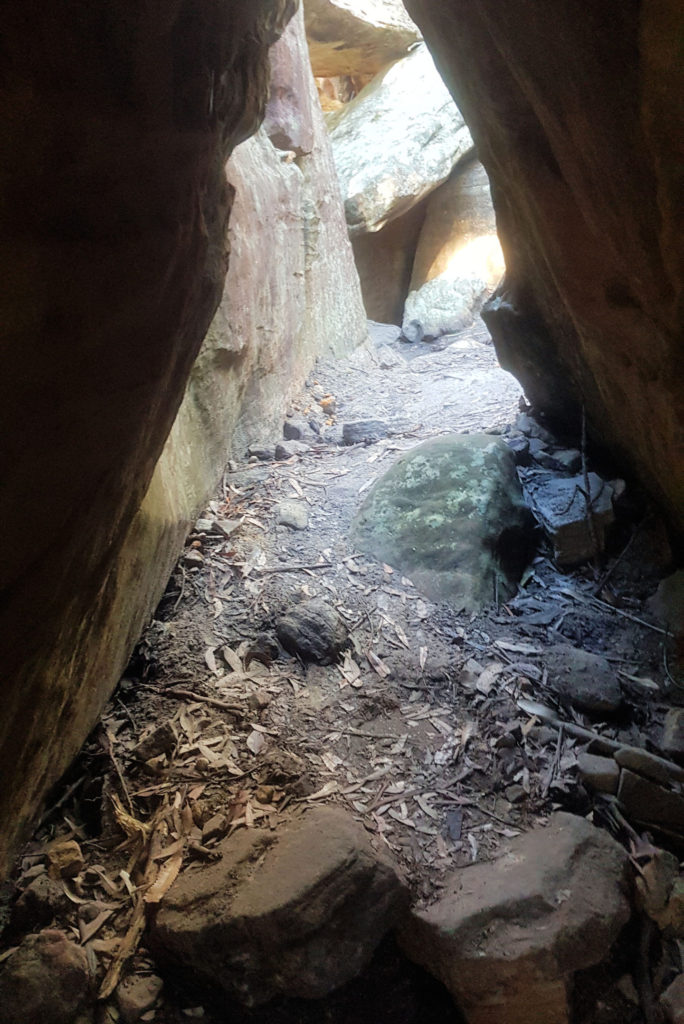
<box><xmin>398</xmin><ymin>813</ymin><xmax>629</xmax><ymax>1024</ymax></box>
<box><xmin>151</xmin><ymin>807</ymin><xmax>408</xmax><ymax>1005</ymax></box>
<box><xmin>545</xmin><ymin>644</ymin><xmax>623</xmax><ymax>716</ymax></box>
<box><xmin>351</xmin><ymin>433</ymin><xmax>535</xmax><ymax>611</ymax></box>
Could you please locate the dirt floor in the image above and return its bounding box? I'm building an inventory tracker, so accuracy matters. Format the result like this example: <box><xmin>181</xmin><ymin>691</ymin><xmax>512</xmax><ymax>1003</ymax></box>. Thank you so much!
<box><xmin>2</xmin><ymin>322</ymin><xmax>678</xmax><ymax>1022</ymax></box>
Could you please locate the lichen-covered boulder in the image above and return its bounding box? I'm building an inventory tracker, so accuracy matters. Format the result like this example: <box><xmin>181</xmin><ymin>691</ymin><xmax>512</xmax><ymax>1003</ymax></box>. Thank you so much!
<box><xmin>351</xmin><ymin>434</ymin><xmax>536</xmax><ymax>610</ymax></box>
<box><xmin>328</xmin><ymin>44</ymin><xmax>473</xmax><ymax>236</ymax></box>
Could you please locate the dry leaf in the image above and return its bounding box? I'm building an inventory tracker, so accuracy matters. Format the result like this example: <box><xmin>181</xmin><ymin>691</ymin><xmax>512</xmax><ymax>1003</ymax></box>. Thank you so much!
<box><xmin>222</xmin><ymin>646</ymin><xmax>243</xmax><ymax>673</ymax></box>
<box><xmin>246</xmin><ymin>730</ymin><xmax>265</xmax><ymax>755</ymax></box>
<box><xmin>367</xmin><ymin>651</ymin><xmax>390</xmax><ymax>678</ymax></box>
<box><xmin>204</xmin><ymin>648</ymin><xmax>220</xmax><ymax>675</ymax></box>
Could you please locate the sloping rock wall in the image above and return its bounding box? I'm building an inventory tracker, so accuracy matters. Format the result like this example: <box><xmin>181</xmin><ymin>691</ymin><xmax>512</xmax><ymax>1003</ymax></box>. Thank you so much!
<box><xmin>404</xmin><ymin>0</ymin><xmax>684</xmax><ymax>538</ymax></box>
<box><xmin>0</xmin><ymin>2</ymin><xmax>365</xmax><ymax>879</ymax></box>
<box><xmin>351</xmin><ymin>200</ymin><xmax>428</xmax><ymax>324</ymax></box>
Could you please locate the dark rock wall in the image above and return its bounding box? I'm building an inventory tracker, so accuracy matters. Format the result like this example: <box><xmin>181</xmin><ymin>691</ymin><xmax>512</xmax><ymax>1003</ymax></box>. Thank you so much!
<box><xmin>0</xmin><ymin>0</ymin><xmax>296</xmax><ymax>878</ymax></box>
<box><xmin>405</xmin><ymin>0</ymin><xmax>684</xmax><ymax>537</ymax></box>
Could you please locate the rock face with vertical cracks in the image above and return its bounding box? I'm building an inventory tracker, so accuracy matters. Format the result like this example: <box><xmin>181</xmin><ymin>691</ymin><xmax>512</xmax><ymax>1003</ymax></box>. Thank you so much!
<box><xmin>0</xmin><ymin>0</ymin><xmax>297</xmax><ymax>880</ymax></box>
<box><xmin>404</xmin><ymin>0</ymin><xmax>684</xmax><ymax>538</ymax></box>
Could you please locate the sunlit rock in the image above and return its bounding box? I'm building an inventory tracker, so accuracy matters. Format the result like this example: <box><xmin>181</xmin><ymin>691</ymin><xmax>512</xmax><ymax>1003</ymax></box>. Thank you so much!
<box><xmin>304</xmin><ymin>0</ymin><xmax>421</xmax><ymax>78</ymax></box>
<box><xmin>328</xmin><ymin>44</ymin><xmax>473</xmax><ymax>236</ymax></box>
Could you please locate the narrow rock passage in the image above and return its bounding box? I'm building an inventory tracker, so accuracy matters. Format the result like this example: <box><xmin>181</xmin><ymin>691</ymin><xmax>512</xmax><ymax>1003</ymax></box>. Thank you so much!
<box><xmin>1</xmin><ymin>321</ymin><xmax>679</xmax><ymax>1024</ymax></box>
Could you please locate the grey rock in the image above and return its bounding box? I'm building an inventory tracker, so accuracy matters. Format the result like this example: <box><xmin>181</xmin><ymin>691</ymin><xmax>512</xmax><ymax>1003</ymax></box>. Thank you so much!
<box><xmin>201</xmin><ymin>813</ymin><xmax>229</xmax><ymax>845</ymax></box>
<box><xmin>524</xmin><ymin>472</ymin><xmax>615</xmax><ymax>565</ymax></box>
<box><xmin>0</xmin><ymin>930</ymin><xmax>92</xmax><ymax>1024</ymax></box>
<box><xmin>506</xmin><ymin>435</ymin><xmax>530</xmax><ymax>464</ymax></box>
<box><xmin>664</xmin><ymin>709</ymin><xmax>684</xmax><ymax>766</ymax></box>
<box><xmin>351</xmin><ymin>434</ymin><xmax>535</xmax><ymax>612</ymax></box>
<box><xmin>515</xmin><ymin>412</ymin><xmax>557</xmax><ymax>444</ymax></box>
<box><xmin>151</xmin><ymin>807</ymin><xmax>408</xmax><ymax>1004</ymax></box>
<box><xmin>328</xmin><ymin>45</ymin><xmax>473</xmax><ymax>236</ymax></box>
<box><xmin>615</xmin><ymin>745</ymin><xmax>684</xmax><ymax>786</ymax></box>
<box><xmin>661</xmin><ymin>973</ymin><xmax>684</xmax><ymax>1024</ymax></box>
<box><xmin>194</xmin><ymin>518</ymin><xmax>214</xmax><ymax>533</ymax></box>
<box><xmin>116</xmin><ymin>974</ymin><xmax>163</xmax><ymax>1024</ymax></box>
<box><xmin>342</xmin><ymin>419</ymin><xmax>390</xmax><ymax>445</ymax></box>
<box><xmin>577</xmin><ymin>751</ymin><xmax>620</xmax><ymax>794</ymax></box>
<box><xmin>399</xmin><ymin>813</ymin><xmax>629</xmax><ymax>1024</ymax></box>
<box><xmin>275</xmin><ymin>440</ymin><xmax>310</xmax><ymax>460</ymax></box>
<box><xmin>552</xmin><ymin>448</ymin><xmax>582</xmax><ymax>473</ymax></box>
<box><xmin>546</xmin><ymin>645</ymin><xmax>622</xmax><ymax>716</ymax></box>
<box><xmin>247</xmin><ymin>445</ymin><xmax>276</xmax><ymax>462</ymax></box>
<box><xmin>402</xmin><ymin>275</ymin><xmax>488</xmax><ymax>342</ymax></box>
<box><xmin>376</xmin><ymin>345</ymin><xmax>403</xmax><ymax>369</ymax></box>
<box><xmin>283</xmin><ymin>417</ymin><xmax>316</xmax><ymax>442</ymax></box>
<box><xmin>368</xmin><ymin>320</ymin><xmax>402</xmax><ymax>347</ymax></box>
<box><xmin>276</xmin><ymin>598</ymin><xmax>348</xmax><ymax>664</ymax></box>
<box><xmin>618</xmin><ymin>768</ymin><xmax>684</xmax><ymax>831</ymax></box>
<box><xmin>276</xmin><ymin>500</ymin><xmax>309</xmax><ymax>530</ymax></box>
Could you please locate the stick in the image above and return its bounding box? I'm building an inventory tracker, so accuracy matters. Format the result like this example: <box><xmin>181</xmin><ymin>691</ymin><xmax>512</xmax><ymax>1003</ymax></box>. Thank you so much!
<box><xmin>164</xmin><ymin>689</ymin><xmax>243</xmax><ymax>714</ymax></box>
<box><xmin>256</xmin><ymin>561</ymin><xmax>333</xmax><ymax>574</ymax></box>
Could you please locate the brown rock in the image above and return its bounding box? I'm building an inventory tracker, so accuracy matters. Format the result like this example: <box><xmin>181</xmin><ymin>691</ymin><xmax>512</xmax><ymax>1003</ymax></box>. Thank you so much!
<box><xmin>399</xmin><ymin>812</ymin><xmax>629</xmax><ymax>1024</ymax></box>
<box><xmin>132</xmin><ymin>721</ymin><xmax>177</xmax><ymax>762</ymax></box>
<box><xmin>0</xmin><ymin>0</ymin><xmax>299</xmax><ymax>881</ymax></box>
<box><xmin>276</xmin><ymin>598</ymin><xmax>349</xmax><ymax>664</ymax></box>
<box><xmin>0</xmin><ymin>930</ymin><xmax>91</xmax><ymax>1024</ymax></box>
<box><xmin>403</xmin><ymin>0</ymin><xmax>684</xmax><ymax>539</ymax></box>
<box><xmin>151</xmin><ymin>807</ymin><xmax>408</xmax><ymax>1004</ymax></box>
<box><xmin>304</xmin><ymin>0</ymin><xmax>421</xmax><ymax>78</ymax></box>
<box><xmin>46</xmin><ymin>840</ymin><xmax>84</xmax><ymax>881</ymax></box>
<box><xmin>116</xmin><ymin>974</ymin><xmax>163</xmax><ymax>1024</ymax></box>
<box><xmin>352</xmin><ymin>201</ymin><xmax>428</xmax><ymax>323</ymax></box>
<box><xmin>615</xmin><ymin>745</ymin><xmax>684</xmax><ymax>786</ymax></box>
<box><xmin>618</xmin><ymin>769</ymin><xmax>684</xmax><ymax>832</ymax></box>
<box><xmin>12</xmin><ymin>873</ymin><xmax>71</xmax><ymax>931</ymax></box>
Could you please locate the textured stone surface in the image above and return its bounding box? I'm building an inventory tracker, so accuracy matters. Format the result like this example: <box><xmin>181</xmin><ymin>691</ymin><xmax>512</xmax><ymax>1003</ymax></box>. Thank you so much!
<box><xmin>404</xmin><ymin>0</ymin><xmax>684</xmax><ymax>538</ymax></box>
<box><xmin>664</xmin><ymin>709</ymin><xmax>684</xmax><ymax>765</ymax></box>
<box><xmin>328</xmin><ymin>44</ymin><xmax>473</xmax><ymax>236</ymax></box>
<box><xmin>618</xmin><ymin>769</ymin><xmax>684</xmax><ymax>831</ymax></box>
<box><xmin>276</xmin><ymin>598</ymin><xmax>349</xmax><ymax>664</ymax></box>
<box><xmin>351</xmin><ymin>434</ymin><xmax>535</xmax><ymax>610</ymax></box>
<box><xmin>0</xmin><ymin>1</ymin><xmax>366</xmax><ymax>880</ymax></box>
<box><xmin>304</xmin><ymin>0</ymin><xmax>421</xmax><ymax>78</ymax></box>
<box><xmin>577</xmin><ymin>752</ymin><xmax>620</xmax><ymax>795</ymax></box>
<box><xmin>399</xmin><ymin>813</ymin><xmax>630</xmax><ymax>1024</ymax></box>
<box><xmin>352</xmin><ymin>201</ymin><xmax>428</xmax><ymax>323</ymax></box>
<box><xmin>0</xmin><ymin>930</ymin><xmax>91</xmax><ymax>1024</ymax></box>
<box><xmin>403</xmin><ymin>158</ymin><xmax>504</xmax><ymax>341</ymax></box>
<box><xmin>545</xmin><ymin>645</ymin><xmax>623</xmax><ymax>715</ymax></box>
<box><xmin>151</xmin><ymin>807</ymin><xmax>408</xmax><ymax>1004</ymax></box>
<box><xmin>523</xmin><ymin>472</ymin><xmax>615</xmax><ymax>565</ymax></box>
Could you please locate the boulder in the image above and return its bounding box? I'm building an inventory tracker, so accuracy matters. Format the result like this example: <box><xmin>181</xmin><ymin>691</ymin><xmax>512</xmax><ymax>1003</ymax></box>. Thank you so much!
<box><xmin>399</xmin><ymin>813</ymin><xmax>630</xmax><ymax>1024</ymax></box>
<box><xmin>328</xmin><ymin>44</ymin><xmax>473</xmax><ymax>236</ymax></box>
<box><xmin>0</xmin><ymin>0</ymin><xmax>299</xmax><ymax>881</ymax></box>
<box><xmin>402</xmin><ymin>158</ymin><xmax>505</xmax><ymax>341</ymax></box>
<box><xmin>276</xmin><ymin>598</ymin><xmax>348</xmax><ymax>663</ymax></box>
<box><xmin>577</xmin><ymin>751</ymin><xmax>620</xmax><ymax>794</ymax></box>
<box><xmin>403</xmin><ymin>0</ymin><xmax>684</xmax><ymax>541</ymax></box>
<box><xmin>304</xmin><ymin>0</ymin><xmax>421</xmax><ymax>78</ymax></box>
<box><xmin>151</xmin><ymin>807</ymin><xmax>408</xmax><ymax>1004</ymax></box>
<box><xmin>617</xmin><ymin>769</ymin><xmax>684</xmax><ymax>833</ymax></box>
<box><xmin>0</xmin><ymin>930</ymin><xmax>92</xmax><ymax>1024</ymax></box>
<box><xmin>352</xmin><ymin>201</ymin><xmax>428</xmax><ymax>323</ymax></box>
<box><xmin>351</xmin><ymin>434</ymin><xmax>535</xmax><ymax>611</ymax></box>
<box><xmin>545</xmin><ymin>645</ymin><xmax>623</xmax><ymax>716</ymax></box>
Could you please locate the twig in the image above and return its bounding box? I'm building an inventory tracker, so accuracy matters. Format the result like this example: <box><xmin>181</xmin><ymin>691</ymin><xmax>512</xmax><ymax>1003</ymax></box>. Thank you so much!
<box><xmin>256</xmin><ymin>561</ymin><xmax>333</xmax><ymax>574</ymax></box>
<box><xmin>39</xmin><ymin>774</ymin><xmax>88</xmax><ymax>828</ymax></box>
<box><xmin>542</xmin><ymin>723</ymin><xmax>564</xmax><ymax>797</ymax></box>
<box><xmin>173</xmin><ymin>564</ymin><xmax>186</xmax><ymax>613</ymax></box>
<box><xmin>102</xmin><ymin>728</ymin><xmax>134</xmax><ymax>815</ymax></box>
<box><xmin>593</xmin><ymin>526</ymin><xmax>637</xmax><ymax>595</ymax></box>
<box><xmin>588</xmin><ymin>596</ymin><xmax>668</xmax><ymax>635</ymax></box>
<box><xmin>164</xmin><ymin>689</ymin><xmax>243</xmax><ymax>714</ymax></box>
<box><xmin>516</xmin><ymin>698</ymin><xmax>621</xmax><ymax>754</ymax></box>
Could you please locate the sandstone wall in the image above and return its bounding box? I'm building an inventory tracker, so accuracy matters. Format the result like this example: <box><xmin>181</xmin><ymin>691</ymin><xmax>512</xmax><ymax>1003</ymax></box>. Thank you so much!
<box><xmin>0</xmin><ymin>1</ymin><xmax>366</xmax><ymax>878</ymax></box>
<box><xmin>405</xmin><ymin>0</ymin><xmax>684</xmax><ymax>538</ymax></box>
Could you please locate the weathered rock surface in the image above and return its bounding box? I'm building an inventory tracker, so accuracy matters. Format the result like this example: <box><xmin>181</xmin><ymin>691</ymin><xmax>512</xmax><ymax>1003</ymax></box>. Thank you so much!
<box><xmin>664</xmin><ymin>709</ymin><xmax>684</xmax><ymax>765</ymax></box>
<box><xmin>342</xmin><ymin>419</ymin><xmax>390</xmax><ymax>445</ymax></box>
<box><xmin>304</xmin><ymin>0</ymin><xmax>421</xmax><ymax>78</ymax></box>
<box><xmin>618</xmin><ymin>769</ymin><xmax>684</xmax><ymax>832</ymax></box>
<box><xmin>522</xmin><ymin>472</ymin><xmax>615</xmax><ymax>565</ymax></box>
<box><xmin>351</xmin><ymin>434</ymin><xmax>535</xmax><ymax>611</ymax></box>
<box><xmin>276</xmin><ymin>500</ymin><xmax>309</xmax><ymax>530</ymax></box>
<box><xmin>151</xmin><ymin>807</ymin><xmax>408</xmax><ymax>1004</ymax></box>
<box><xmin>545</xmin><ymin>645</ymin><xmax>623</xmax><ymax>716</ymax></box>
<box><xmin>328</xmin><ymin>44</ymin><xmax>473</xmax><ymax>236</ymax></box>
<box><xmin>577</xmin><ymin>751</ymin><xmax>619</xmax><ymax>794</ymax></box>
<box><xmin>403</xmin><ymin>158</ymin><xmax>505</xmax><ymax>341</ymax></box>
<box><xmin>276</xmin><ymin>598</ymin><xmax>349</xmax><ymax>663</ymax></box>
<box><xmin>662</xmin><ymin>973</ymin><xmax>684</xmax><ymax>1023</ymax></box>
<box><xmin>404</xmin><ymin>0</ymin><xmax>684</xmax><ymax>539</ymax></box>
<box><xmin>399</xmin><ymin>813</ymin><xmax>630</xmax><ymax>1024</ymax></box>
<box><xmin>0</xmin><ymin>2</ymin><xmax>366</xmax><ymax>879</ymax></box>
<box><xmin>352</xmin><ymin>201</ymin><xmax>428</xmax><ymax>323</ymax></box>
<box><xmin>115</xmin><ymin>974</ymin><xmax>163</xmax><ymax>1024</ymax></box>
<box><xmin>0</xmin><ymin>930</ymin><xmax>91</xmax><ymax>1024</ymax></box>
